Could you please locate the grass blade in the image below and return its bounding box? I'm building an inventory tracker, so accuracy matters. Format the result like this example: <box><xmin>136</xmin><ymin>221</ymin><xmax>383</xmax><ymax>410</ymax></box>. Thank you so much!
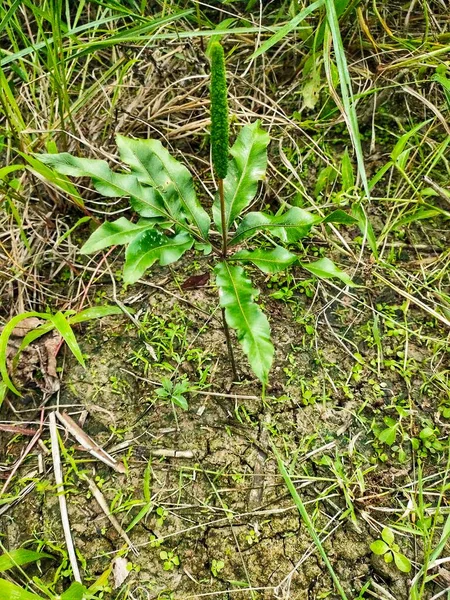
<box><xmin>250</xmin><ymin>0</ymin><xmax>324</xmax><ymax>59</ymax></box>
<box><xmin>276</xmin><ymin>451</ymin><xmax>349</xmax><ymax>600</ymax></box>
<box><xmin>0</xmin><ymin>550</ymin><xmax>52</xmax><ymax>573</ymax></box>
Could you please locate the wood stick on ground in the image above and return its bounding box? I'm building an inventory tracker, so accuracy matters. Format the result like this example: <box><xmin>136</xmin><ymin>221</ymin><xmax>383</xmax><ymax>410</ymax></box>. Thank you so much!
<box><xmin>49</xmin><ymin>411</ymin><xmax>82</xmax><ymax>583</ymax></box>
<box><xmin>81</xmin><ymin>474</ymin><xmax>139</xmax><ymax>556</ymax></box>
<box><xmin>55</xmin><ymin>410</ymin><xmax>126</xmax><ymax>474</ymax></box>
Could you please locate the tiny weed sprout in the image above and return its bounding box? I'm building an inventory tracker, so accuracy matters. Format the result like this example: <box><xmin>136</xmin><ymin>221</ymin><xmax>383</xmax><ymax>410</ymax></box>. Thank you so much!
<box><xmin>370</xmin><ymin>527</ymin><xmax>411</xmax><ymax>573</ymax></box>
<box><xmin>38</xmin><ymin>42</ymin><xmax>355</xmax><ymax>389</ymax></box>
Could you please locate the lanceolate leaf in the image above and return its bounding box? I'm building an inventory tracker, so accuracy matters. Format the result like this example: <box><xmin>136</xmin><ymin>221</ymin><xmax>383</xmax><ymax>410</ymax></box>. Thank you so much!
<box><xmin>300</xmin><ymin>257</ymin><xmax>355</xmax><ymax>286</ymax></box>
<box><xmin>47</xmin><ymin>312</ymin><xmax>85</xmax><ymax>368</ymax></box>
<box><xmin>80</xmin><ymin>217</ymin><xmax>154</xmax><ymax>254</ymax></box>
<box><xmin>215</xmin><ymin>262</ymin><xmax>273</xmax><ymax>385</ymax></box>
<box><xmin>61</xmin><ymin>582</ymin><xmax>89</xmax><ymax>600</ymax></box>
<box><xmin>0</xmin><ymin>578</ymin><xmax>45</xmax><ymax>600</ymax></box>
<box><xmin>230</xmin><ymin>246</ymin><xmax>297</xmax><ymax>274</ymax></box>
<box><xmin>38</xmin><ymin>153</ymin><xmax>166</xmax><ymax>219</ymax></box>
<box><xmin>18</xmin><ymin>306</ymin><xmax>124</xmax><ymax>353</ymax></box>
<box><xmin>124</xmin><ymin>230</ymin><xmax>193</xmax><ymax>284</ymax></box>
<box><xmin>0</xmin><ymin>311</ymin><xmax>51</xmax><ymax>395</ymax></box>
<box><xmin>116</xmin><ymin>135</ymin><xmax>211</xmax><ymax>239</ymax></box>
<box><xmin>0</xmin><ymin>550</ymin><xmax>52</xmax><ymax>573</ymax></box>
<box><xmin>231</xmin><ymin>207</ymin><xmax>320</xmax><ymax>246</ymax></box>
<box><xmin>322</xmin><ymin>209</ymin><xmax>358</xmax><ymax>225</ymax></box>
<box><xmin>213</xmin><ymin>121</ymin><xmax>269</xmax><ymax>235</ymax></box>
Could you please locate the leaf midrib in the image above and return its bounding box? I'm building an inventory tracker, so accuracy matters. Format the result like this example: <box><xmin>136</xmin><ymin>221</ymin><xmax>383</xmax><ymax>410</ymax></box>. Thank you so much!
<box><xmin>224</xmin><ymin>133</ymin><xmax>259</xmax><ymax>230</ymax></box>
<box><xmin>222</xmin><ymin>262</ymin><xmax>265</xmax><ymax>361</ymax></box>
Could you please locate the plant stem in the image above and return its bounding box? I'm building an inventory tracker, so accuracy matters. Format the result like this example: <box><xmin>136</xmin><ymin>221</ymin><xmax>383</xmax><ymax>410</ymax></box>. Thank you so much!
<box><xmin>218</xmin><ymin>178</ymin><xmax>227</xmax><ymax>257</ymax></box>
<box><xmin>221</xmin><ymin>307</ymin><xmax>239</xmax><ymax>382</ymax></box>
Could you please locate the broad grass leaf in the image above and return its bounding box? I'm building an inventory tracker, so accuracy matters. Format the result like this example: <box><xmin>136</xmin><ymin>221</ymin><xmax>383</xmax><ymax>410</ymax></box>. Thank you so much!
<box><xmin>351</xmin><ymin>202</ymin><xmax>378</xmax><ymax>258</ymax></box>
<box><xmin>47</xmin><ymin>312</ymin><xmax>85</xmax><ymax>368</ymax></box>
<box><xmin>124</xmin><ymin>230</ymin><xmax>193</xmax><ymax>284</ymax></box>
<box><xmin>116</xmin><ymin>135</ymin><xmax>210</xmax><ymax>239</ymax></box>
<box><xmin>212</xmin><ymin>121</ymin><xmax>269</xmax><ymax>235</ymax></box>
<box><xmin>230</xmin><ymin>246</ymin><xmax>297</xmax><ymax>274</ymax></box>
<box><xmin>69</xmin><ymin>306</ymin><xmax>125</xmax><ymax>323</ymax></box>
<box><xmin>250</xmin><ymin>0</ymin><xmax>324</xmax><ymax>59</ymax></box>
<box><xmin>340</xmin><ymin>149</ymin><xmax>354</xmax><ymax>191</ymax></box>
<box><xmin>215</xmin><ymin>262</ymin><xmax>273</xmax><ymax>385</ymax></box>
<box><xmin>18</xmin><ymin>306</ymin><xmax>124</xmax><ymax>353</ymax></box>
<box><xmin>0</xmin><ymin>578</ymin><xmax>45</xmax><ymax>600</ymax></box>
<box><xmin>322</xmin><ymin>209</ymin><xmax>357</xmax><ymax>225</ymax></box>
<box><xmin>231</xmin><ymin>207</ymin><xmax>320</xmax><ymax>246</ymax></box>
<box><xmin>61</xmin><ymin>582</ymin><xmax>88</xmax><ymax>599</ymax></box>
<box><xmin>0</xmin><ymin>311</ymin><xmax>48</xmax><ymax>395</ymax></box>
<box><xmin>300</xmin><ymin>257</ymin><xmax>355</xmax><ymax>286</ymax></box>
<box><xmin>80</xmin><ymin>217</ymin><xmax>154</xmax><ymax>254</ymax></box>
<box><xmin>391</xmin><ymin>119</ymin><xmax>432</xmax><ymax>162</ymax></box>
<box><xmin>0</xmin><ymin>550</ymin><xmax>52</xmax><ymax>573</ymax></box>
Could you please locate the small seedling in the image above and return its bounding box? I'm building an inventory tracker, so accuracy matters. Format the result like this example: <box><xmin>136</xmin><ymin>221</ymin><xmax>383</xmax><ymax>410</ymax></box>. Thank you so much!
<box><xmin>39</xmin><ymin>42</ymin><xmax>355</xmax><ymax>388</ymax></box>
<box><xmin>211</xmin><ymin>559</ymin><xmax>225</xmax><ymax>577</ymax></box>
<box><xmin>411</xmin><ymin>424</ymin><xmax>445</xmax><ymax>457</ymax></box>
<box><xmin>370</xmin><ymin>527</ymin><xmax>411</xmax><ymax>573</ymax></box>
<box><xmin>149</xmin><ymin>535</ymin><xmax>163</xmax><ymax>548</ymax></box>
<box><xmin>156</xmin><ymin>377</ymin><xmax>192</xmax><ymax>410</ymax></box>
<box><xmin>159</xmin><ymin>550</ymin><xmax>180</xmax><ymax>571</ymax></box>
<box><xmin>156</xmin><ymin>506</ymin><xmax>168</xmax><ymax>527</ymax></box>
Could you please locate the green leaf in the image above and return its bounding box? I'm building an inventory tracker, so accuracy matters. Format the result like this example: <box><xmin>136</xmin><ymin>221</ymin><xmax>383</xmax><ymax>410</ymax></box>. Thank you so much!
<box><xmin>351</xmin><ymin>202</ymin><xmax>378</xmax><ymax>258</ymax></box>
<box><xmin>341</xmin><ymin>149</ymin><xmax>355</xmax><ymax>191</ymax></box>
<box><xmin>381</xmin><ymin>527</ymin><xmax>395</xmax><ymax>546</ymax></box>
<box><xmin>370</xmin><ymin>540</ymin><xmax>389</xmax><ymax>555</ymax></box>
<box><xmin>250</xmin><ymin>0</ymin><xmax>324</xmax><ymax>59</ymax></box>
<box><xmin>80</xmin><ymin>217</ymin><xmax>154</xmax><ymax>254</ymax></box>
<box><xmin>300</xmin><ymin>257</ymin><xmax>355</xmax><ymax>286</ymax></box>
<box><xmin>48</xmin><ymin>312</ymin><xmax>85</xmax><ymax>368</ymax></box>
<box><xmin>323</xmin><ymin>209</ymin><xmax>357</xmax><ymax>225</ymax></box>
<box><xmin>323</xmin><ymin>0</ymin><xmax>370</xmax><ymax>201</ymax></box>
<box><xmin>0</xmin><ymin>578</ymin><xmax>45</xmax><ymax>600</ymax></box>
<box><xmin>231</xmin><ymin>207</ymin><xmax>320</xmax><ymax>246</ymax></box>
<box><xmin>0</xmin><ymin>550</ymin><xmax>52</xmax><ymax>573</ymax></box>
<box><xmin>213</xmin><ymin>121</ymin><xmax>269</xmax><ymax>235</ymax></box>
<box><xmin>123</xmin><ymin>230</ymin><xmax>193</xmax><ymax>284</ymax></box>
<box><xmin>0</xmin><ymin>382</ymin><xmax>6</xmax><ymax>408</ymax></box>
<box><xmin>69</xmin><ymin>305</ymin><xmax>125</xmax><ymax>324</ymax></box>
<box><xmin>0</xmin><ymin>311</ymin><xmax>49</xmax><ymax>395</ymax></box>
<box><xmin>393</xmin><ymin>551</ymin><xmax>411</xmax><ymax>573</ymax></box>
<box><xmin>215</xmin><ymin>262</ymin><xmax>273</xmax><ymax>385</ymax></box>
<box><xmin>38</xmin><ymin>153</ymin><xmax>166</xmax><ymax>219</ymax></box>
<box><xmin>230</xmin><ymin>246</ymin><xmax>297</xmax><ymax>274</ymax></box>
<box><xmin>378</xmin><ymin>426</ymin><xmax>397</xmax><ymax>446</ymax></box>
<box><xmin>61</xmin><ymin>582</ymin><xmax>88</xmax><ymax>600</ymax></box>
<box><xmin>116</xmin><ymin>135</ymin><xmax>210</xmax><ymax>239</ymax></box>
<box><xmin>21</xmin><ymin>154</ymin><xmax>84</xmax><ymax>207</ymax></box>
<box><xmin>125</xmin><ymin>502</ymin><xmax>153</xmax><ymax>533</ymax></box>
<box><xmin>391</xmin><ymin>120</ymin><xmax>432</xmax><ymax>162</ymax></box>
<box><xmin>18</xmin><ymin>306</ymin><xmax>124</xmax><ymax>354</ymax></box>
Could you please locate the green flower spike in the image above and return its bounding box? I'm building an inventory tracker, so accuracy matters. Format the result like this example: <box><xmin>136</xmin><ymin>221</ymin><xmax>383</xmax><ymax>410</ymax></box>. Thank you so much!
<box><xmin>209</xmin><ymin>42</ymin><xmax>229</xmax><ymax>180</ymax></box>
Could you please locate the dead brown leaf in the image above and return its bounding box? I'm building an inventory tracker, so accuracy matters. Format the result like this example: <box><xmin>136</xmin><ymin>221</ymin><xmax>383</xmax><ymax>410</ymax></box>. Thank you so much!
<box><xmin>2</xmin><ymin>319</ymin><xmax>62</xmax><ymax>394</ymax></box>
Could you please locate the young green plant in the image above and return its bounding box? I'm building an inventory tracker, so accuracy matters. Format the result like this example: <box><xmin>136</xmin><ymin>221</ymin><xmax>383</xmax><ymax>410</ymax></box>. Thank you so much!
<box><xmin>37</xmin><ymin>42</ymin><xmax>355</xmax><ymax>388</ymax></box>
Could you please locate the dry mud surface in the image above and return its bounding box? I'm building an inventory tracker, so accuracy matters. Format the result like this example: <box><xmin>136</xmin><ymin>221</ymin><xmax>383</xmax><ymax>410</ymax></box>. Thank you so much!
<box><xmin>2</xmin><ymin>266</ymin><xmax>449</xmax><ymax>599</ymax></box>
